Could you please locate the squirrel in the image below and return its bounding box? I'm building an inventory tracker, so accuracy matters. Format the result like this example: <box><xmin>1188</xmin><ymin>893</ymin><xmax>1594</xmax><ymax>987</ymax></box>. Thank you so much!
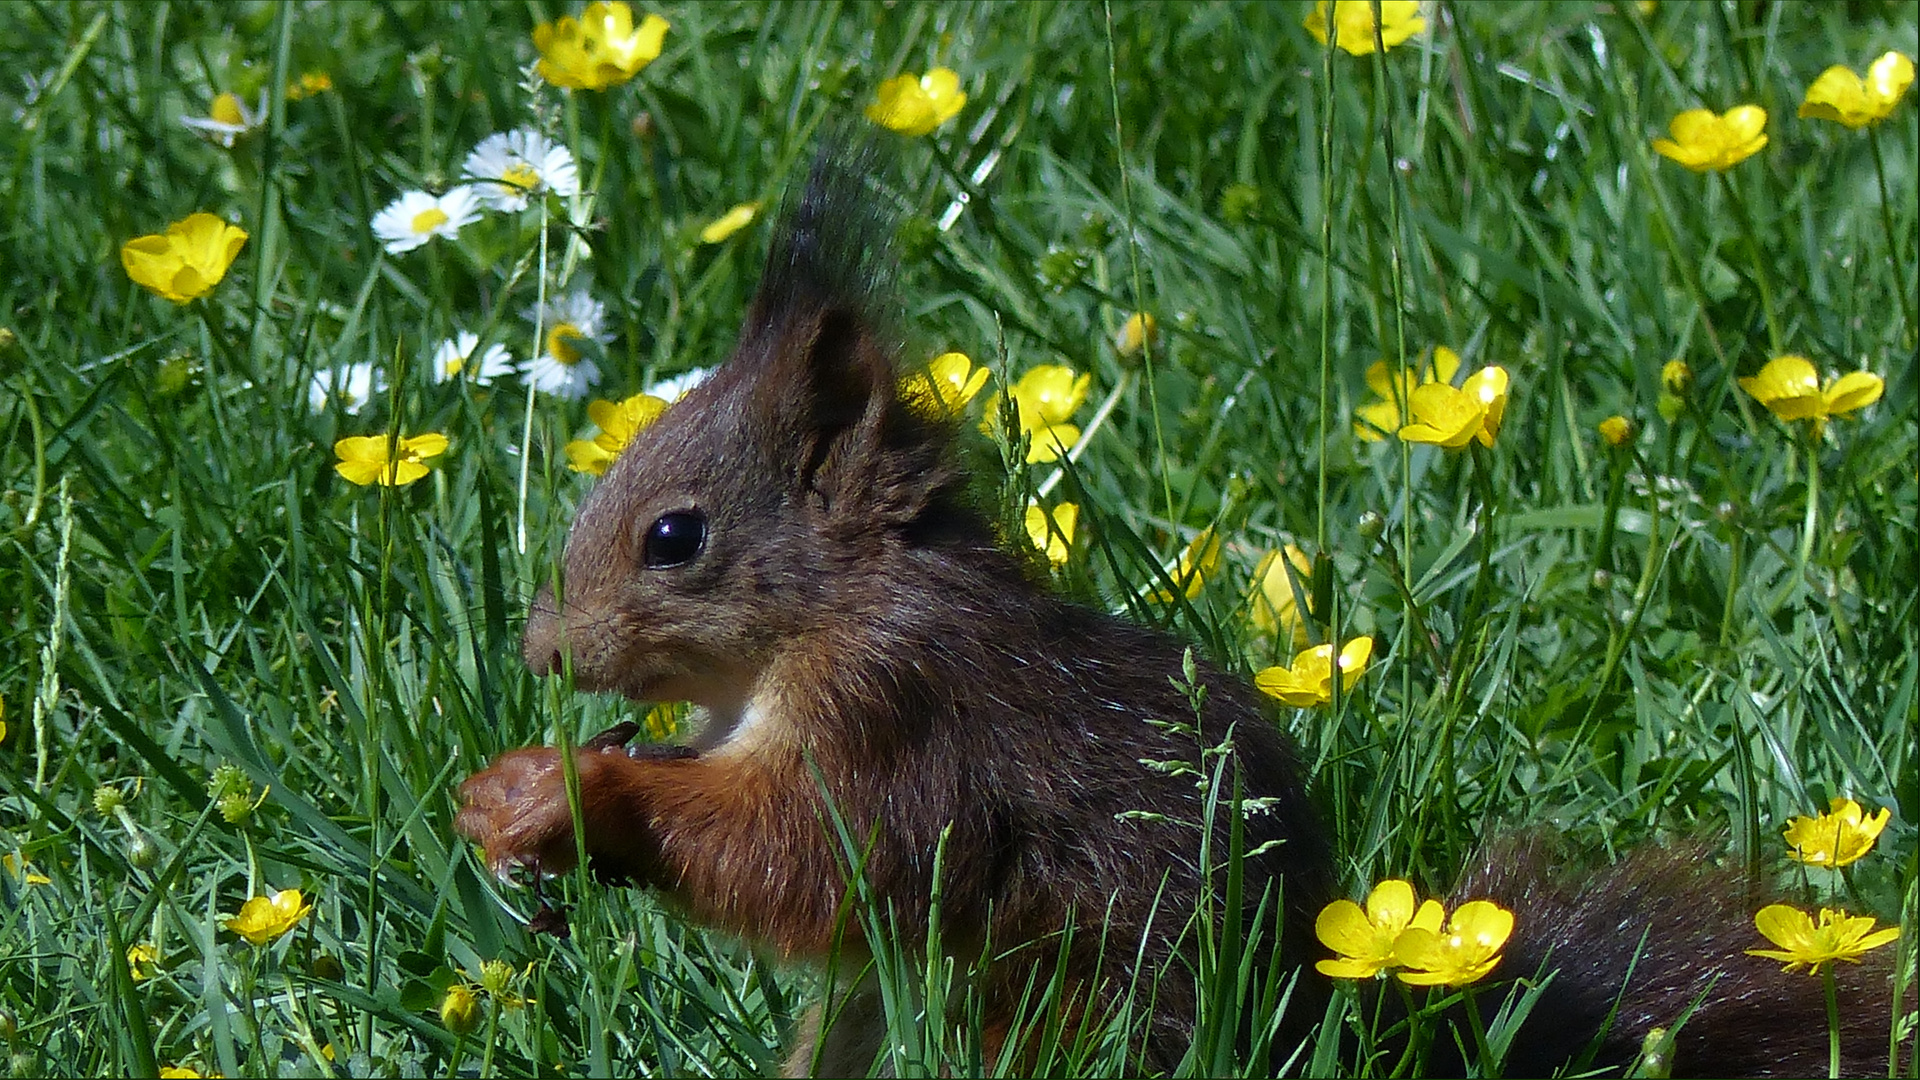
<box><xmin>454</xmin><ymin>151</ymin><xmax>1907</xmax><ymax>1077</ymax></box>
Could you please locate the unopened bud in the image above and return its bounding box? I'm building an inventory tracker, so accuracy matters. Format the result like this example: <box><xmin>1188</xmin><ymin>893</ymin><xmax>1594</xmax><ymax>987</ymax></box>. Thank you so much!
<box><xmin>1357</xmin><ymin>511</ymin><xmax>1386</xmax><ymax>543</ymax></box>
<box><xmin>1661</xmin><ymin>359</ymin><xmax>1693</xmax><ymax>397</ymax></box>
<box><xmin>439</xmin><ymin>985</ymin><xmax>482</xmax><ymax>1035</ymax></box>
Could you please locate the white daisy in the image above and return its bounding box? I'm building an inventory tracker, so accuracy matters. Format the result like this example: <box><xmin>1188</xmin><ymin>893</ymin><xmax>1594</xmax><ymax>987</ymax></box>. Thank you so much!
<box><xmin>647</xmin><ymin>367</ymin><xmax>712</xmax><ymax>402</ymax></box>
<box><xmin>371</xmin><ymin>187</ymin><xmax>483</xmax><ymax>254</ymax></box>
<box><xmin>462</xmin><ymin>129</ymin><xmax>580</xmax><ymax>213</ymax></box>
<box><xmin>309</xmin><ymin>362</ymin><xmax>383</xmax><ymax>412</ymax></box>
<box><xmin>526</xmin><ymin>291</ymin><xmax>609</xmax><ymax>400</ymax></box>
<box><xmin>181</xmin><ymin>91</ymin><xmax>266</xmax><ymax>147</ymax></box>
<box><xmin>432</xmin><ymin>331</ymin><xmax>516</xmax><ymax>385</ymax></box>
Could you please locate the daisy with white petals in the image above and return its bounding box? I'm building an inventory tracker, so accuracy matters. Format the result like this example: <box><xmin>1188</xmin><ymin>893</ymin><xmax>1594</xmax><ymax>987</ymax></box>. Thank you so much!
<box><xmin>528</xmin><ymin>291</ymin><xmax>610</xmax><ymax>399</ymax></box>
<box><xmin>372</xmin><ymin>187</ymin><xmax>482</xmax><ymax>254</ymax></box>
<box><xmin>309</xmin><ymin>362</ymin><xmax>383</xmax><ymax>412</ymax></box>
<box><xmin>181</xmin><ymin>91</ymin><xmax>267</xmax><ymax>147</ymax></box>
<box><xmin>432</xmin><ymin>332</ymin><xmax>517</xmax><ymax>385</ymax></box>
<box><xmin>463</xmin><ymin>129</ymin><xmax>581</xmax><ymax>212</ymax></box>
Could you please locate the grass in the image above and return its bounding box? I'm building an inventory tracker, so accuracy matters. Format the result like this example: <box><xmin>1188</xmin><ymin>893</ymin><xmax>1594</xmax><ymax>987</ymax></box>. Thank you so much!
<box><xmin>1</xmin><ymin>1</ymin><xmax>1915</xmax><ymax>1076</ymax></box>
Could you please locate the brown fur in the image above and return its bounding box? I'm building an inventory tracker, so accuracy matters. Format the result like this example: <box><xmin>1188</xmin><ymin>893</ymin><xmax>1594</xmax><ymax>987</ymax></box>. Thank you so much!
<box><xmin>454</xmin><ymin>153</ymin><xmax>1908</xmax><ymax>1077</ymax></box>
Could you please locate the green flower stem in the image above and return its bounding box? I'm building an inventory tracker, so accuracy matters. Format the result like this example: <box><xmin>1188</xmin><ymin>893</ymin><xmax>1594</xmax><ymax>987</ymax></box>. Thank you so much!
<box><xmin>1390</xmin><ymin>981</ymin><xmax>1429</xmax><ymax>1077</ymax></box>
<box><xmin>1866</xmin><ymin>126</ymin><xmax>1916</xmax><ymax>347</ymax></box>
<box><xmin>1797</xmin><ymin>432</ymin><xmax>1820</xmax><ymax>577</ymax></box>
<box><xmin>1718</xmin><ymin>172</ymin><xmax>1783</xmax><ymax>357</ymax></box>
<box><xmin>1315</xmin><ymin>7</ymin><xmax>1336</xmax><ymax>563</ymax></box>
<box><xmin>1371</xmin><ymin>539</ymin><xmax>1446</xmax><ymax>676</ymax></box>
<box><xmin>1594</xmin><ymin>446</ymin><xmax>1628</xmax><ymax>575</ymax></box>
<box><xmin>1450</xmin><ymin>443</ymin><xmax>1500</xmax><ymax>704</ymax></box>
<box><xmin>1462</xmin><ymin>983</ymin><xmax>1499</xmax><ymax>1079</ymax></box>
<box><xmin>1098</xmin><ymin>5</ymin><xmax>1176</xmax><ymax>533</ymax></box>
<box><xmin>1822</xmin><ymin>963</ymin><xmax>1839</xmax><ymax>1080</ymax></box>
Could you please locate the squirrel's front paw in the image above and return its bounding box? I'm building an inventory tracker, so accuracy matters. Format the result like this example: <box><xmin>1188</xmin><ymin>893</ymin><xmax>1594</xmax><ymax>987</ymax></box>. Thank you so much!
<box><xmin>455</xmin><ymin>747</ymin><xmax>585</xmax><ymax>879</ymax></box>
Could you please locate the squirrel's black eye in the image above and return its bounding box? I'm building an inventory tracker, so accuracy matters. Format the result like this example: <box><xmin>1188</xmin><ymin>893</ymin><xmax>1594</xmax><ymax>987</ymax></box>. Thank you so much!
<box><xmin>642</xmin><ymin>510</ymin><xmax>706</xmax><ymax>568</ymax></box>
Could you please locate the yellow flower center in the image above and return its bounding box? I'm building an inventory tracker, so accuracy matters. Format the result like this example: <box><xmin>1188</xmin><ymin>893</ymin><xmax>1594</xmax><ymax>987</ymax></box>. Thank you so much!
<box><xmin>210</xmin><ymin>93</ymin><xmax>245</xmax><ymax>126</ymax></box>
<box><xmin>501</xmin><ymin>161</ymin><xmax>541</xmax><ymax>193</ymax></box>
<box><xmin>411</xmin><ymin>207</ymin><xmax>450</xmax><ymax>235</ymax></box>
<box><xmin>548</xmin><ymin>323</ymin><xmax>584</xmax><ymax>365</ymax></box>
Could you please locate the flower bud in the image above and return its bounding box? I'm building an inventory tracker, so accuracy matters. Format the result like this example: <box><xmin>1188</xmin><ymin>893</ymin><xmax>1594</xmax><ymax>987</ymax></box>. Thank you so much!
<box><xmin>1357</xmin><ymin>511</ymin><xmax>1386</xmax><ymax>543</ymax></box>
<box><xmin>1590</xmin><ymin>568</ymin><xmax>1613</xmax><ymax>592</ymax></box>
<box><xmin>127</xmin><ymin>831</ymin><xmax>160</xmax><ymax>870</ymax></box>
<box><xmin>1597</xmin><ymin>415</ymin><xmax>1634</xmax><ymax>447</ymax></box>
<box><xmin>311</xmin><ymin>953</ymin><xmax>346</xmax><ymax>981</ymax></box>
<box><xmin>1661</xmin><ymin>359</ymin><xmax>1693</xmax><ymax>397</ymax></box>
<box><xmin>1714</xmin><ymin>501</ymin><xmax>1739</xmax><ymax>525</ymax></box>
<box><xmin>439</xmin><ymin>985</ymin><xmax>482</xmax><ymax>1035</ymax></box>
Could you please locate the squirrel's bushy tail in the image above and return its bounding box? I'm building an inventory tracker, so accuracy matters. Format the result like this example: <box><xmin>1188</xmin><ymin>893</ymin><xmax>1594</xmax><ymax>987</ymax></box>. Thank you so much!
<box><xmin>1455</xmin><ymin>835</ymin><xmax>1907</xmax><ymax>1078</ymax></box>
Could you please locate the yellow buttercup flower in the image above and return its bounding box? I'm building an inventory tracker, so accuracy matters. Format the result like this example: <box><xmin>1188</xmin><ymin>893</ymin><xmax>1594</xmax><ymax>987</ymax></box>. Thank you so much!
<box><xmin>1254</xmin><ymin>637</ymin><xmax>1373</xmax><ymax>707</ymax></box>
<box><xmin>1652</xmin><ymin>106</ymin><xmax>1768</xmax><ymax>172</ymax></box>
<box><xmin>1395</xmin><ymin>364</ymin><xmax>1509</xmax><ymax>449</ymax></box>
<box><xmin>903</xmin><ymin>351</ymin><xmax>990</xmax><ymax>417</ymax></box>
<box><xmin>1024</xmin><ymin>502</ymin><xmax>1078</xmax><ymax>569</ymax></box>
<box><xmin>1393</xmin><ymin>899</ymin><xmax>1514</xmax><ymax>986</ymax></box>
<box><xmin>1800</xmin><ymin>51</ymin><xmax>1915</xmax><ymax>129</ymax></box>
<box><xmin>1314</xmin><ymin>879</ymin><xmax>1444</xmax><ymax>979</ymax></box>
<box><xmin>1148</xmin><ymin>528</ymin><xmax>1222</xmax><ymax>603</ymax></box>
<box><xmin>1738</xmin><ymin>355</ymin><xmax>1884</xmax><ymax>437</ymax></box>
<box><xmin>532</xmin><ymin>3</ymin><xmax>669</xmax><ymax>91</ymax></box>
<box><xmin>991</xmin><ymin>364</ymin><xmax>1091</xmax><ymax>463</ymax></box>
<box><xmin>699</xmin><ymin>202</ymin><xmax>759</xmax><ymax>244</ymax></box>
<box><xmin>1598</xmin><ymin>415</ymin><xmax>1634</xmax><ymax>447</ymax></box>
<box><xmin>1783</xmin><ymin>797</ymin><xmax>1891</xmax><ymax>869</ymax></box>
<box><xmin>223</xmin><ymin>888</ymin><xmax>313</xmax><ymax>945</ymax></box>
<box><xmin>333</xmin><ymin>433</ymin><xmax>449</xmax><ymax>487</ymax></box>
<box><xmin>127</xmin><ymin>942</ymin><xmax>161</xmax><ymax>981</ymax></box>
<box><xmin>1354</xmin><ymin>347</ymin><xmax>1461</xmax><ymax>441</ymax></box>
<box><xmin>1747</xmin><ymin>904</ymin><xmax>1900</xmax><ymax>975</ymax></box>
<box><xmin>1250</xmin><ymin>545</ymin><xmax>1313</xmax><ymax>648</ymax></box>
<box><xmin>564</xmin><ymin>393</ymin><xmax>668</xmax><ymax>475</ymax></box>
<box><xmin>866</xmin><ymin>67</ymin><xmax>967</xmax><ymax>137</ymax></box>
<box><xmin>121</xmin><ymin>213</ymin><xmax>248</xmax><ymax>303</ymax></box>
<box><xmin>1304</xmin><ymin>1</ymin><xmax>1427</xmax><ymax>57</ymax></box>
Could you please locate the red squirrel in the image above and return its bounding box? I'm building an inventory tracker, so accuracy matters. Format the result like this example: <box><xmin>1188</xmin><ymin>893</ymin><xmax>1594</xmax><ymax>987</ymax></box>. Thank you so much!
<box><xmin>454</xmin><ymin>153</ymin><xmax>1906</xmax><ymax>1077</ymax></box>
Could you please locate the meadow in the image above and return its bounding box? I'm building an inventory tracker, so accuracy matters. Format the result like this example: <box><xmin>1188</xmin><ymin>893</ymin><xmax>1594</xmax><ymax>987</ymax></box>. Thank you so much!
<box><xmin>0</xmin><ymin>1</ymin><xmax>1915</xmax><ymax>1076</ymax></box>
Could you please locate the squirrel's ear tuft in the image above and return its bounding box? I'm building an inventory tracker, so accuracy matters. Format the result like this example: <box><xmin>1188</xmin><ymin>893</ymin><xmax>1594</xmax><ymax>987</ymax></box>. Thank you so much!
<box><xmin>735</xmin><ymin>144</ymin><xmax>957</xmax><ymax>529</ymax></box>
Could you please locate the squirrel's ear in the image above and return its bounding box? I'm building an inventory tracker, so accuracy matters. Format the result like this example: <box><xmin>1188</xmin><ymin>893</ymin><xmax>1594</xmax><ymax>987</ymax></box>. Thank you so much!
<box><xmin>747</xmin><ymin>306</ymin><xmax>945</xmax><ymax>526</ymax></box>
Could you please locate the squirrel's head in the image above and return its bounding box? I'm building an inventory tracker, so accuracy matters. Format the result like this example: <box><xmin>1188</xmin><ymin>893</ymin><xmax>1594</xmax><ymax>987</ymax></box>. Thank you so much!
<box><xmin>524</xmin><ymin>151</ymin><xmax>971</xmax><ymax>713</ymax></box>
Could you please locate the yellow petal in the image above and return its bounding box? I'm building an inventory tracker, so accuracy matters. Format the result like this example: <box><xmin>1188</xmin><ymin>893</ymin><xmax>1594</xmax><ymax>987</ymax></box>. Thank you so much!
<box><xmin>1800</xmin><ymin>65</ymin><xmax>1871</xmax><ymax>127</ymax></box>
<box><xmin>403</xmin><ymin>433</ymin><xmax>449</xmax><ymax>459</ymax></box>
<box><xmin>1363</xmin><ymin>879</ymin><xmax>1416</xmax><ymax>929</ymax></box>
<box><xmin>1823</xmin><ymin>371</ymin><xmax>1883</xmax><ymax>416</ymax></box>
<box><xmin>699</xmin><ymin>202</ymin><xmax>759</xmax><ymax>244</ymax></box>
<box><xmin>1866</xmin><ymin>51</ymin><xmax>1915</xmax><ymax>109</ymax></box>
<box><xmin>1399</xmin><ymin>383</ymin><xmax>1484</xmax><ymax>448</ymax></box>
<box><xmin>1739</xmin><ymin>355</ymin><xmax>1821</xmax><ymax>410</ymax></box>
<box><xmin>1428</xmin><ymin>345</ymin><xmax>1462</xmax><ymax>385</ymax></box>
<box><xmin>1754</xmin><ymin>903</ymin><xmax>1814</xmax><ymax>950</ymax></box>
